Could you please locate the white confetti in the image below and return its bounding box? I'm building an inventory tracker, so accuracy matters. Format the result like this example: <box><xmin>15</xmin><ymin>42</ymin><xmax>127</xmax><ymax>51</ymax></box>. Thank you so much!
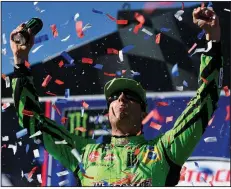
<box><xmin>18</xmin><ymin>141</ymin><xmax>22</xmax><ymax>146</ymax></box>
<box><xmin>174</xmin><ymin>10</ymin><xmax>184</xmax><ymax>21</ymax></box>
<box><xmin>82</xmin><ymin>23</ymin><xmax>92</xmax><ymax>32</ymax></box>
<box><xmin>141</xmin><ymin>28</ymin><xmax>153</xmax><ymax>36</ymax></box>
<box><xmin>34</xmin><ymin>139</ymin><xmax>42</xmax><ymax>144</ymax></box>
<box><xmin>21</xmin><ymin>170</ymin><xmax>24</xmax><ymax>178</ymax></box>
<box><xmin>35</xmin><ymin>6</ymin><xmax>40</xmax><ymax>12</ymax></box>
<box><xmin>33</xmin><ymin>2</ymin><xmax>38</xmax><ymax>5</ymax></box>
<box><xmin>176</xmin><ymin>86</ymin><xmax>183</xmax><ymax>91</ymax></box>
<box><xmin>5</xmin><ymin>76</ymin><xmax>10</xmax><ymax>88</ymax></box>
<box><xmin>81</xmin><ymin>107</ymin><xmax>84</xmax><ymax>117</ymax></box>
<box><xmin>74</xmin><ymin>13</ymin><xmax>80</xmax><ymax>22</ymax></box>
<box><xmin>32</xmin><ymin>45</ymin><xmax>43</xmax><ymax>53</ymax></box>
<box><xmin>204</xmin><ymin>137</ymin><xmax>217</xmax><ymax>143</ymax></box>
<box><xmin>55</xmin><ymin>140</ymin><xmax>68</xmax><ymax>145</ymax></box>
<box><xmin>119</xmin><ymin>50</ymin><xmax>124</xmax><ymax>62</ymax></box>
<box><xmin>2</xmin><ymin>103</ymin><xmax>10</xmax><ymax>111</ymax></box>
<box><xmin>59</xmin><ymin>179</ymin><xmax>69</xmax><ymax>186</ymax></box>
<box><xmin>40</xmin><ymin>10</ymin><xmax>45</xmax><ymax>13</ymax></box>
<box><xmin>2</xmin><ymin>33</ymin><xmax>7</xmax><ymax>44</ymax></box>
<box><xmin>224</xmin><ymin>8</ymin><xmax>230</xmax><ymax>12</ymax></box>
<box><xmin>8</xmin><ymin>144</ymin><xmax>17</xmax><ymax>155</ymax></box>
<box><xmin>29</xmin><ymin>130</ymin><xmax>42</xmax><ymax>138</ymax></box>
<box><xmin>71</xmin><ymin>149</ymin><xmax>82</xmax><ymax>163</ymax></box>
<box><xmin>24</xmin><ymin>173</ymin><xmax>33</xmax><ymax>182</ymax></box>
<box><xmin>2</xmin><ymin>48</ymin><xmax>6</xmax><ymax>55</ymax></box>
<box><xmin>33</xmin><ymin>149</ymin><xmax>40</xmax><ymax>158</ymax></box>
<box><xmin>190</xmin><ymin>40</ymin><xmax>212</xmax><ymax>56</ymax></box>
<box><xmin>61</xmin><ymin>35</ymin><xmax>70</xmax><ymax>42</ymax></box>
<box><xmin>37</xmin><ymin>174</ymin><xmax>42</xmax><ymax>183</ymax></box>
<box><xmin>2</xmin><ymin>136</ymin><xmax>9</xmax><ymax>141</ymax></box>
<box><xmin>56</xmin><ymin>170</ymin><xmax>69</xmax><ymax>177</ymax></box>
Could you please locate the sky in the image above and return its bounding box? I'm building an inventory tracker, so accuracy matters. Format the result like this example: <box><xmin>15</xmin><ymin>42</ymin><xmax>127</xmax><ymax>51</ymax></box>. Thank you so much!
<box><xmin>2</xmin><ymin>1</ymin><xmax>201</xmax><ymax>74</ymax></box>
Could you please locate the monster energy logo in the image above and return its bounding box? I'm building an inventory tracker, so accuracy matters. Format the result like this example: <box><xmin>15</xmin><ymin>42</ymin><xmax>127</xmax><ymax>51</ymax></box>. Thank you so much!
<box><xmin>67</xmin><ymin>112</ymin><xmax>88</xmax><ymax>137</ymax></box>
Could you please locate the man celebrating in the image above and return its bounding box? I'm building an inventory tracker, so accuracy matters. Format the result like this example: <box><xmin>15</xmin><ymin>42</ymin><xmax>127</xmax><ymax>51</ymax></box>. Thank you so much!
<box><xmin>10</xmin><ymin>7</ymin><xmax>223</xmax><ymax>186</ymax></box>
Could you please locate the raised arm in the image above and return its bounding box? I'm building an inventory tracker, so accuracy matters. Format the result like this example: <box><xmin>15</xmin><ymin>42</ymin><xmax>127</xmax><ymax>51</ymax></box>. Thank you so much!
<box><xmin>10</xmin><ymin>23</ymin><xmax>94</xmax><ymax>172</ymax></box>
<box><xmin>159</xmin><ymin>7</ymin><xmax>223</xmax><ymax>166</ymax></box>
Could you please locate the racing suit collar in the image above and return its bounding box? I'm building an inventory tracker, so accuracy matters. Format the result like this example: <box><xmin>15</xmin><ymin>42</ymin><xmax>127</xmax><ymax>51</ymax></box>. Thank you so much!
<box><xmin>111</xmin><ymin>135</ymin><xmax>146</xmax><ymax>146</ymax></box>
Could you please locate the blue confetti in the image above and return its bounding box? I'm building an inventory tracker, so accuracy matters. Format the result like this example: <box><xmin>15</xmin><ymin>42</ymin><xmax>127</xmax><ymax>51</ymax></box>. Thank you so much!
<box><xmin>122</xmin><ymin>45</ymin><xmax>135</xmax><ymax>53</ymax></box>
<box><xmin>160</xmin><ymin>28</ymin><xmax>171</xmax><ymax>32</ymax></box>
<box><xmin>92</xmin><ymin>8</ymin><xmax>103</xmax><ymax>14</ymax></box>
<box><xmin>96</xmin><ymin>135</ymin><xmax>104</xmax><ymax>144</ymax></box>
<box><xmin>171</xmin><ymin>64</ymin><xmax>179</xmax><ymax>77</ymax></box>
<box><xmin>34</xmin><ymin>34</ymin><xmax>49</xmax><ymax>44</ymax></box>
<box><xmin>197</xmin><ymin>30</ymin><xmax>205</xmax><ymax>40</ymax></box>
<box><xmin>116</xmin><ymin>71</ymin><xmax>122</xmax><ymax>76</ymax></box>
<box><xmin>16</xmin><ymin>128</ymin><xmax>28</xmax><ymax>139</ymax></box>
<box><xmin>60</xmin><ymin>51</ymin><xmax>74</xmax><ymax>64</ymax></box>
<box><xmin>26</xmin><ymin>144</ymin><xmax>30</xmax><ymax>154</ymax></box>
<box><xmin>194</xmin><ymin>162</ymin><xmax>200</xmax><ymax>168</ymax></box>
<box><xmin>102</xmin><ymin>180</ymin><xmax>109</xmax><ymax>186</ymax></box>
<box><xmin>65</xmin><ymin>89</ymin><xmax>70</xmax><ymax>98</ymax></box>
<box><xmin>128</xmin><ymin>28</ymin><xmax>132</xmax><ymax>32</ymax></box>
<box><xmin>207</xmin><ymin>2</ymin><xmax>213</xmax><ymax>7</ymax></box>
<box><xmin>131</xmin><ymin>71</ymin><xmax>140</xmax><ymax>76</ymax></box>
<box><xmin>94</xmin><ymin>64</ymin><xmax>103</xmax><ymax>70</ymax></box>
<box><xmin>183</xmin><ymin>80</ymin><xmax>188</xmax><ymax>87</ymax></box>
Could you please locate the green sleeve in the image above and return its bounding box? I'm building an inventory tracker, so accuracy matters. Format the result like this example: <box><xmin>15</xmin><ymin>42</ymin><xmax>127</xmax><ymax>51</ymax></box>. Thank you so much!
<box><xmin>11</xmin><ymin>65</ymin><xmax>95</xmax><ymax>172</ymax></box>
<box><xmin>160</xmin><ymin>42</ymin><xmax>223</xmax><ymax>166</ymax></box>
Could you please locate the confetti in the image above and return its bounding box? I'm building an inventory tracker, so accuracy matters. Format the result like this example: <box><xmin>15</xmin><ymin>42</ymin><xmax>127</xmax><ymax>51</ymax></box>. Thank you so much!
<box><xmin>46</xmin><ymin>91</ymin><xmax>56</xmax><ymax>96</ymax></box>
<box><xmin>134</xmin><ymin>148</ymin><xmax>140</xmax><ymax>155</ymax></box>
<box><xmin>118</xmin><ymin>50</ymin><xmax>124</xmax><ymax>62</ymax></box>
<box><xmin>116</xmin><ymin>71</ymin><xmax>122</xmax><ymax>76</ymax></box>
<box><xmin>34</xmin><ymin>34</ymin><xmax>49</xmax><ymax>44</ymax></box>
<box><xmin>56</xmin><ymin>99</ymin><xmax>68</xmax><ymax>103</ymax></box>
<box><xmin>2</xmin><ymin>48</ymin><xmax>6</xmax><ymax>55</ymax></box>
<box><xmin>81</xmin><ymin>107</ymin><xmax>84</xmax><ymax>117</ymax></box>
<box><xmin>171</xmin><ymin>64</ymin><xmax>179</xmax><ymax>77</ymax></box>
<box><xmin>21</xmin><ymin>170</ymin><xmax>24</xmax><ymax>178</ymax></box>
<box><xmin>76</xmin><ymin>21</ymin><xmax>84</xmax><ymax>38</ymax></box>
<box><xmin>22</xmin><ymin>109</ymin><xmax>34</xmax><ymax>117</ymax></box>
<box><xmin>94</xmin><ymin>64</ymin><xmax>103</xmax><ymax>70</ymax></box>
<box><xmin>174</xmin><ymin>10</ymin><xmax>184</xmax><ymax>21</ymax></box>
<box><xmin>61</xmin><ymin>51</ymin><xmax>74</xmax><ymax>64</ymax></box>
<box><xmin>59</xmin><ymin>179</ymin><xmax>69</xmax><ymax>186</ymax></box>
<box><xmin>34</xmin><ymin>139</ymin><xmax>42</xmax><ymax>145</ymax></box>
<box><xmin>61</xmin><ymin>117</ymin><xmax>68</xmax><ymax>124</ymax></box>
<box><xmin>42</xmin><ymin>75</ymin><xmax>52</xmax><ymax>87</ymax></box>
<box><xmin>29</xmin><ymin>130</ymin><xmax>42</xmax><ymax>138</ymax></box>
<box><xmin>1</xmin><ymin>74</ymin><xmax>6</xmax><ymax>80</ymax></box>
<box><xmin>104</xmin><ymin>72</ymin><xmax>116</xmax><ymax>77</ymax></box>
<box><xmin>208</xmin><ymin>115</ymin><xmax>215</xmax><ymax>126</ymax></box>
<box><xmin>166</xmin><ymin>116</ymin><xmax>173</xmax><ymax>123</ymax></box>
<box><xmin>134</xmin><ymin>12</ymin><xmax>145</xmax><ymax>24</ymax></box>
<box><xmin>197</xmin><ymin>30</ymin><xmax>205</xmax><ymax>40</ymax></box>
<box><xmin>116</xmin><ymin>19</ymin><xmax>128</xmax><ymax>25</ymax></box>
<box><xmin>82</xmin><ymin>101</ymin><xmax>89</xmax><ymax>109</ymax></box>
<box><xmin>131</xmin><ymin>70</ymin><xmax>140</xmax><ymax>76</ymax></box>
<box><xmin>122</xmin><ymin>45</ymin><xmax>135</xmax><ymax>53</ymax></box>
<box><xmin>155</xmin><ymin>33</ymin><xmax>161</xmax><ymax>44</ymax></box>
<box><xmin>50</xmin><ymin>24</ymin><xmax>58</xmax><ymax>37</ymax></box>
<box><xmin>5</xmin><ymin>76</ymin><xmax>10</xmax><ymax>88</ymax></box>
<box><xmin>37</xmin><ymin>174</ymin><xmax>42</xmax><ymax>183</ymax></box>
<box><xmin>26</xmin><ymin>144</ymin><xmax>30</xmax><ymax>153</ymax></box>
<box><xmin>65</xmin><ymin>89</ymin><xmax>70</xmax><ymax>98</ymax></box>
<box><xmin>24</xmin><ymin>173</ymin><xmax>33</xmax><ymax>182</ymax></box>
<box><xmin>82</xmin><ymin>23</ymin><xmax>92</xmax><ymax>32</ymax></box>
<box><xmin>142</xmin><ymin>111</ymin><xmax>155</xmax><ymax>125</ymax></box>
<box><xmin>141</xmin><ymin>28</ymin><xmax>153</xmax><ymax>36</ymax></box>
<box><xmin>25</xmin><ymin>60</ymin><xmax>30</xmax><ymax>68</ymax></box>
<box><xmin>2</xmin><ymin>33</ymin><xmax>7</xmax><ymax>44</ymax></box>
<box><xmin>223</xmin><ymin>86</ymin><xmax>230</xmax><ymax>97</ymax></box>
<box><xmin>183</xmin><ymin>80</ymin><xmax>188</xmax><ymax>87</ymax></box>
<box><xmin>52</xmin><ymin>104</ymin><xmax>61</xmax><ymax>116</ymax></box>
<box><xmin>190</xmin><ymin>40</ymin><xmax>213</xmax><ymax>57</ymax></box>
<box><xmin>201</xmin><ymin>77</ymin><xmax>208</xmax><ymax>84</ymax></box>
<box><xmin>133</xmin><ymin>23</ymin><xmax>143</xmax><ymax>34</ymax></box>
<box><xmin>33</xmin><ymin>2</ymin><xmax>38</xmax><ymax>5</ymax></box>
<box><xmin>106</xmin><ymin>14</ymin><xmax>116</xmax><ymax>21</ymax></box>
<box><xmin>55</xmin><ymin>140</ymin><xmax>68</xmax><ymax>145</ymax></box>
<box><xmin>176</xmin><ymin>86</ymin><xmax>183</xmax><ymax>91</ymax></box>
<box><xmin>1</xmin><ymin>144</ymin><xmax>7</xmax><ymax>148</ymax></box>
<box><xmin>224</xmin><ymin>8</ymin><xmax>230</xmax><ymax>12</ymax></box>
<box><xmin>225</xmin><ymin>106</ymin><xmax>230</xmax><ymax>121</ymax></box>
<box><xmin>180</xmin><ymin>166</ymin><xmax>187</xmax><ymax>181</ymax></box>
<box><xmin>58</xmin><ymin>60</ymin><xmax>64</xmax><ymax>68</ymax></box>
<box><xmin>71</xmin><ymin>149</ymin><xmax>82</xmax><ymax>163</ymax></box>
<box><xmin>33</xmin><ymin>149</ymin><xmax>40</xmax><ymax>158</ymax></box>
<box><xmin>150</xmin><ymin>122</ymin><xmax>162</xmax><ymax>130</ymax></box>
<box><xmin>18</xmin><ymin>141</ymin><xmax>22</xmax><ymax>146</ymax></box>
<box><xmin>55</xmin><ymin>79</ymin><xmax>64</xmax><ymax>85</ymax></box>
<box><xmin>204</xmin><ymin>137</ymin><xmax>217</xmax><ymax>143</ymax></box>
<box><xmin>8</xmin><ymin>144</ymin><xmax>17</xmax><ymax>155</ymax></box>
<box><xmin>188</xmin><ymin>43</ymin><xmax>197</xmax><ymax>54</ymax></box>
<box><xmin>61</xmin><ymin>35</ymin><xmax>70</xmax><ymax>42</ymax></box>
<box><xmin>92</xmin><ymin>8</ymin><xmax>103</xmax><ymax>14</ymax></box>
<box><xmin>82</xmin><ymin>57</ymin><xmax>93</xmax><ymax>64</ymax></box>
<box><xmin>2</xmin><ymin>103</ymin><xmax>10</xmax><ymax>111</ymax></box>
<box><xmin>57</xmin><ymin>170</ymin><xmax>69</xmax><ymax>177</ymax></box>
<box><xmin>107</xmin><ymin>48</ymin><xmax>118</xmax><ymax>54</ymax></box>
<box><xmin>194</xmin><ymin>162</ymin><xmax>199</xmax><ymax>168</ymax></box>
<box><xmin>2</xmin><ymin>136</ymin><xmax>9</xmax><ymax>141</ymax></box>
<box><xmin>160</xmin><ymin>28</ymin><xmax>171</xmax><ymax>32</ymax></box>
<box><xmin>75</xmin><ymin>127</ymin><xmax>87</xmax><ymax>132</ymax></box>
<box><xmin>74</xmin><ymin>13</ymin><xmax>80</xmax><ymax>22</ymax></box>
<box><xmin>156</xmin><ymin>102</ymin><xmax>169</xmax><ymax>106</ymax></box>
<box><xmin>16</xmin><ymin>128</ymin><xmax>28</xmax><ymax>139</ymax></box>
<box><xmin>28</xmin><ymin>166</ymin><xmax>38</xmax><ymax>179</ymax></box>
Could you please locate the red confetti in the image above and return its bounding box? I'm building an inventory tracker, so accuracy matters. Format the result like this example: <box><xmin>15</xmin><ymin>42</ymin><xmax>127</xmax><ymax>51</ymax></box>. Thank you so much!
<box><xmin>133</xmin><ymin>23</ymin><xmax>143</xmax><ymax>34</ymax></box>
<box><xmin>61</xmin><ymin>117</ymin><xmax>68</xmax><ymax>124</ymax></box>
<box><xmin>225</xmin><ymin>106</ymin><xmax>230</xmax><ymax>121</ymax></box>
<box><xmin>142</xmin><ymin>111</ymin><xmax>155</xmax><ymax>125</ymax></box>
<box><xmin>28</xmin><ymin>166</ymin><xmax>38</xmax><ymax>179</ymax></box>
<box><xmin>42</xmin><ymin>75</ymin><xmax>52</xmax><ymax>88</ymax></box>
<box><xmin>1</xmin><ymin>74</ymin><xmax>6</xmax><ymax>80</ymax></box>
<box><xmin>134</xmin><ymin>148</ymin><xmax>140</xmax><ymax>155</ymax></box>
<box><xmin>152</xmin><ymin>109</ymin><xmax>164</xmax><ymax>123</ymax></box>
<box><xmin>58</xmin><ymin>60</ymin><xmax>64</xmax><ymax>68</ymax></box>
<box><xmin>106</xmin><ymin>14</ymin><xmax>116</xmax><ymax>21</ymax></box>
<box><xmin>182</xmin><ymin>2</ymin><xmax>184</xmax><ymax>10</ymax></box>
<box><xmin>150</xmin><ymin>121</ymin><xmax>162</xmax><ymax>130</ymax></box>
<box><xmin>134</xmin><ymin>12</ymin><xmax>145</xmax><ymax>24</ymax></box>
<box><xmin>82</xmin><ymin>58</ymin><xmax>93</xmax><ymax>64</ymax></box>
<box><xmin>82</xmin><ymin>174</ymin><xmax>94</xmax><ymax>179</ymax></box>
<box><xmin>82</xmin><ymin>101</ymin><xmax>89</xmax><ymax>109</ymax></box>
<box><xmin>188</xmin><ymin>43</ymin><xmax>197</xmax><ymax>54</ymax></box>
<box><xmin>166</xmin><ymin>116</ymin><xmax>173</xmax><ymax>123</ymax></box>
<box><xmin>104</xmin><ymin>72</ymin><xmax>116</xmax><ymax>77</ymax></box>
<box><xmin>52</xmin><ymin>104</ymin><xmax>61</xmax><ymax>116</ymax></box>
<box><xmin>46</xmin><ymin>91</ymin><xmax>57</xmax><ymax>96</ymax></box>
<box><xmin>55</xmin><ymin>79</ymin><xmax>64</xmax><ymax>85</ymax></box>
<box><xmin>208</xmin><ymin>115</ymin><xmax>215</xmax><ymax>126</ymax></box>
<box><xmin>201</xmin><ymin>77</ymin><xmax>208</xmax><ymax>84</ymax></box>
<box><xmin>122</xmin><ymin>70</ymin><xmax>127</xmax><ymax>74</ymax></box>
<box><xmin>155</xmin><ymin>33</ymin><xmax>161</xmax><ymax>44</ymax></box>
<box><xmin>22</xmin><ymin>109</ymin><xmax>34</xmax><ymax>117</ymax></box>
<box><xmin>75</xmin><ymin>127</ymin><xmax>87</xmax><ymax>132</ymax></box>
<box><xmin>116</xmin><ymin>20</ymin><xmax>128</xmax><ymax>25</ymax></box>
<box><xmin>25</xmin><ymin>60</ymin><xmax>30</xmax><ymax>68</ymax></box>
<box><xmin>107</xmin><ymin>48</ymin><xmax>119</xmax><ymax>55</ymax></box>
<box><xmin>76</xmin><ymin>21</ymin><xmax>84</xmax><ymax>38</ymax></box>
<box><xmin>50</xmin><ymin>24</ymin><xmax>58</xmax><ymax>37</ymax></box>
<box><xmin>157</xmin><ymin>102</ymin><xmax>169</xmax><ymax>106</ymax></box>
<box><xmin>223</xmin><ymin>86</ymin><xmax>230</xmax><ymax>97</ymax></box>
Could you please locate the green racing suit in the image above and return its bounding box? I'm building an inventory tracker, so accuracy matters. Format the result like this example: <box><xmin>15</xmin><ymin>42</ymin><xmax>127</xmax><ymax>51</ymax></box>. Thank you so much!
<box><xmin>11</xmin><ymin>42</ymin><xmax>223</xmax><ymax>186</ymax></box>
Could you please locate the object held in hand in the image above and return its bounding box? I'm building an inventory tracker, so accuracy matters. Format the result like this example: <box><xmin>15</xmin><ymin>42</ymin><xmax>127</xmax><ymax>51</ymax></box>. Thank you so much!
<box><xmin>12</xmin><ymin>18</ymin><xmax>43</xmax><ymax>45</ymax></box>
<box><xmin>199</xmin><ymin>8</ymin><xmax>215</xmax><ymax>20</ymax></box>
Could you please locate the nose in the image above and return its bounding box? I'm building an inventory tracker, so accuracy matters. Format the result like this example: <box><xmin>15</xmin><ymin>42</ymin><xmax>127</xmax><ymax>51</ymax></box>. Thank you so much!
<box><xmin>118</xmin><ymin>92</ymin><xmax>128</xmax><ymax>103</ymax></box>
